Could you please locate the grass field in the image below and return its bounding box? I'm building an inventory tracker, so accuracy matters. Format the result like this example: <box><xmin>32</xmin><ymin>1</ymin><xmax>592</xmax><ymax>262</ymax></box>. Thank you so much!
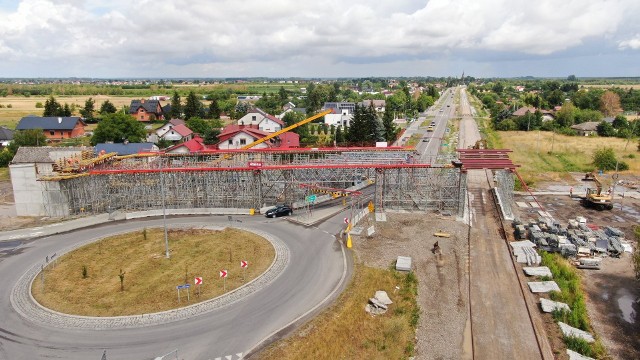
<box><xmin>497</xmin><ymin>131</ymin><xmax>639</xmax><ymax>185</ymax></box>
<box><xmin>0</xmin><ymin>167</ymin><xmax>9</xmax><ymax>181</ymax></box>
<box><xmin>0</xmin><ymin>95</ymin><xmax>143</xmax><ymax>128</ymax></box>
<box><xmin>260</xmin><ymin>263</ymin><xmax>419</xmax><ymax>359</ymax></box>
<box><xmin>32</xmin><ymin>228</ymin><xmax>274</xmax><ymax>316</ymax></box>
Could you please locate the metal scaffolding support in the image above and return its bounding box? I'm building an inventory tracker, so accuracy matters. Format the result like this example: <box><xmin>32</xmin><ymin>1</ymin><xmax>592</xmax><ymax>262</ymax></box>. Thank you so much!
<box><xmin>38</xmin><ymin>149</ymin><xmax>472</xmax><ymax>218</ymax></box>
<box><xmin>494</xmin><ymin>169</ymin><xmax>515</xmax><ymax>219</ymax></box>
<box><xmin>374</xmin><ymin>167</ymin><xmax>463</xmax><ymax>212</ymax></box>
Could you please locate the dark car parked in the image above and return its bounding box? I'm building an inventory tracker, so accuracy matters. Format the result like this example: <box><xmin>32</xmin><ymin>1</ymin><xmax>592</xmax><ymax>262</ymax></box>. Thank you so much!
<box><xmin>264</xmin><ymin>205</ymin><xmax>293</xmax><ymax>218</ymax></box>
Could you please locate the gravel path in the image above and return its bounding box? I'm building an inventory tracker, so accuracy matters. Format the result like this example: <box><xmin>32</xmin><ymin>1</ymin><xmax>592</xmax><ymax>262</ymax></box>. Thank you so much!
<box><xmin>352</xmin><ymin>212</ymin><xmax>470</xmax><ymax>360</ymax></box>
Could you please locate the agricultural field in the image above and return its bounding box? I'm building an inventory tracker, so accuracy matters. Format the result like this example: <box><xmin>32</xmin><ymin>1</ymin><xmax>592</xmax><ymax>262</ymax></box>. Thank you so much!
<box><xmin>496</xmin><ymin>131</ymin><xmax>640</xmax><ymax>186</ymax></box>
<box><xmin>0</xmin><ymin>95</ymin><xmax>143</xmax><ymax>128</ymax></box>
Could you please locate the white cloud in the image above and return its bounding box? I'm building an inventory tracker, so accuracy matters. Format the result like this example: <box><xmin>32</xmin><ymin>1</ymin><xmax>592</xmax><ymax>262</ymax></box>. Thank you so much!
<box><xmin>0</xmin><ymin>0</ymin><xmax>639</xmax><ymax>76</ymax></box>
<box><xmin>618</xmin><ymin>34</ymin><xmax>640</xmax><ymax>50</ymax></box>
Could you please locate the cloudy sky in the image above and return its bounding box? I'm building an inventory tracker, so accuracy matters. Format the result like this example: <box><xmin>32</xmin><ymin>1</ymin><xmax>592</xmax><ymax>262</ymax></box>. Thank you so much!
<box><xmin>0</xmin><ymin>0</ymin><xmax>639</xmax><ymax>78</ymax></box>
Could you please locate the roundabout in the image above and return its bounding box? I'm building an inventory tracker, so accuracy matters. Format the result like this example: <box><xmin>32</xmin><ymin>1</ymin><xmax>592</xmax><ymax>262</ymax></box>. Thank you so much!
<box><xmin>0</xmin><ymin>214</ymin><xmax>349</xmax><ymax>360</ymax></box>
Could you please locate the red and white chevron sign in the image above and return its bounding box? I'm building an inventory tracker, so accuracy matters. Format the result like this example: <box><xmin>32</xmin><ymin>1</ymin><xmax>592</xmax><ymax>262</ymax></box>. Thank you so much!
<box><xmin>240</xmin><ymin>260</ymin><xmax>248</xmax><ymax>268</ymax></box>
<box><xmin>194</xmin><ymin>277</ymin><xmax>202</xmax><ymax>285</ymax></box>
<box><xmin>219</xmin><ymin>270</ymin><xmax>228</xmax><ymax>278</ymax></box>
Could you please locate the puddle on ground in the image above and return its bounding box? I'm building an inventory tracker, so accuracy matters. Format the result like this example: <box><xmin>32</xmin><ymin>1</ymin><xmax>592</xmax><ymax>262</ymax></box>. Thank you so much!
<box><xmin>616</xmin><ymin>288</ymin><xmax>637</xmax><ymax>324</ymax></box>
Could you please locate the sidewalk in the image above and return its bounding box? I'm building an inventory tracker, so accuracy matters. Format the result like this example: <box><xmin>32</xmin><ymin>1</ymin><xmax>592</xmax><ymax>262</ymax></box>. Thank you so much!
<box><xmin>287</xmin><ymin>204</ymin><xmax>348</xmax><ymax>226</ymax></box>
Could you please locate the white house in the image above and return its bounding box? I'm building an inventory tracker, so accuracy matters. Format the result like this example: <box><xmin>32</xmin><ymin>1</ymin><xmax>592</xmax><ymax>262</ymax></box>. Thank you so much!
<box><xmin>158</xmin><ymin>124</ymin><xmax>194</xmax><ymax>142</ymax></box>
<box><xmin>324</xmin><ymin>109</ymin><xmax>352</xmax><ymax>127</ymax></box>
<box><xmin>155</xmin><ymin>118</ymin><xmax>185</xmax><ymax>137</ymax></box>
<box><xmin>237</xmin><ymin>108</ymin><xmax>284</xmax><ymax>133</ymax></box>
<box><xmin>217</xmin><ymin>125</ymin><xmax>270</xmax><ymax>150</ymax></box>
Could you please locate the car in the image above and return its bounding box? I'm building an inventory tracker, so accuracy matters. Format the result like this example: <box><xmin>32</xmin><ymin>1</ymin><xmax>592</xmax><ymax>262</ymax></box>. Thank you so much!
<box><xmin>422</xmin><ymin>138</ymin><xmax>430</xmax><ymax>142</ymax></box>
<box><xmin>447</xmin><ymin>105</ymin><xmax>450</xmax><ymax>107</ymax></box>
<box><xmin>264</xmin><ymin>205</ymin><xmax>293</xmax><ymax>218</ymax></box>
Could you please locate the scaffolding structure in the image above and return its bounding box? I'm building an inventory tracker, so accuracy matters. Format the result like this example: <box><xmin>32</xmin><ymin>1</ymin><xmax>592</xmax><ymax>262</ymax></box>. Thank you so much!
<box><xmin>37</xmin><ymin>148</ymin><xmax>505</xmax><ymax>218</ymax></box>
<box><xmin>494</xmin><ymin>169</ymin><xmax>515</xmax><ymax>219</ymax></box>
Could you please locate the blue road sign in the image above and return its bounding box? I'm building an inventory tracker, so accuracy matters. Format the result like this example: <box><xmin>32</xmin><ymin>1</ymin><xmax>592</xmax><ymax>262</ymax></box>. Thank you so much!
<box><xmin>176</xmin><ymin>284</ymin><xmax>191</xmax><ymax>290</ymax></box>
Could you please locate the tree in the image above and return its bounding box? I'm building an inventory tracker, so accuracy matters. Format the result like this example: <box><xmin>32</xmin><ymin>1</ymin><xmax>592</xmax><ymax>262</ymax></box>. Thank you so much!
<box><xmin>63</xmin><ymin>103</ymin><xmax>72</xmax><ymax>117</ymax></box>
<box><xmin>183</xmin><ymin>91</ymin><xmax>203</xmax><ymax>120</ymax></box>
<box><xmin>592</xmin><ymin>147</ymin><xmax>629</xmax><ymax>171</ymax></box>
<box><xmin>278</xmin><ymin>86</ymin><xmax>288</xmax><ymax>102</ymax></box>
<box><xmin>612</xmin><ymin>115</ymin><xmax>629</xmax><ymax>129</ymax></box>
<box><xmin>567</xmin><ymin>75</ymin><xmax>577</xmax><ymax>81</ymax></box>
<box><xmin>169</xmin><ymin>91</ymin><xmax>182</xmax><ymax>119</ymax></box>
<box><xmin>382</xmin><ymin>106</ymin><xmax>398</xmax><ymax>142</ymax></box>
<box><xmin>80</xmin><ymin>97</ymin><xmax>95</xmax><ymax>122</ymax></box>
<box><xmin>91</xmin><ymin>113</ymin><xmax>146</xmax><ymax>145</ymax></box>
<box><xmin>0</xmin><ymin>149</ymin><xmax>13</xmax><ymax>167</ymax></box>
<box><xmin>492</xmin><ymin>82</ymin><xmax>504</xmax><ymax>94</ymax></box>
<box><xmin>8</xmin><ymin>129</ymin><xmax>47</xmax><ymax>154</ymax></box>
<box><xmin>555</xmin><ymin>101</ymin><xmax>576</xmax><ymax>128</ymax></box>
<box><xmin>596</xmin><ymin>121</ymin><xmax>615</xmax><ymax>137</ymax></box>
<box><xmin>335</xmin><ymin>126</ymin><xmax>345</xmax><ymax>145</ymax></box>
<box><xmin>186</xmin><ymin>117</ymin><xmax>210</xmax><ymax>136</ymax></box>
<box><xmin>600</xmin><ymin>91</ymin><xmax>622</xmax><ymax>117</ymax></box>
<box><xmin>99</xmin><ymin>100</ymin><xmax>117</xmax><ymax>115</ymax></box>
<box><xmin>43</xmin><ymin>96</ymin><xmax>62</xmax><ymax>116</ymax></box>
<box><xmin>208</xmin><ymin>98</ymin><xmax>221</xmax><ymax>119</ymax></box>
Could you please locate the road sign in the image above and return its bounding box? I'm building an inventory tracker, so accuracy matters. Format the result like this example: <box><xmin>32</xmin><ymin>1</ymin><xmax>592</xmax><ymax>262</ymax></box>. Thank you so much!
<box><xmin>306</xmin><ymin>195</ymin><xmax>317</xmax><ymax>203</ymax></box>
<box><xmin>176</xmin><ymin>284</ymin><xmax>190</xmax><ymax>290</ymax></box>
<box><xmin>219</xmin><ymin>270</ymin><xmax>228</xmax><ymax>278</ymax></box>
<box><xmin>194</xmin><ymin>277</ymin><xmax>202</xmax><ymax>285</ymax></box>
<box><xmin>344</xmin><ymin>217</ymin><xmax>349</xmax><ymax>224</ymax></box>
<box><xmin>240</xmin><ymin>260</ymin><xmax>248</xmax><ymax>268</ymax></box>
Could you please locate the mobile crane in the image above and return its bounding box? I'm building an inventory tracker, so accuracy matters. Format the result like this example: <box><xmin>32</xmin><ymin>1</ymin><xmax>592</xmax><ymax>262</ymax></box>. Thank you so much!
<box><xmin>581</xmin><ymin>171</ymin><xmax>614</xmax><ymax>210</ymax></box>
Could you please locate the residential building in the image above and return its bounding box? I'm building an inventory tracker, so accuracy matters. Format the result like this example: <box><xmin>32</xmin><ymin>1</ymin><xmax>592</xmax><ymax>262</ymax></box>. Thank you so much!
<box><xmin>324</xmin><ymin>109</ymin><xmax>352</xmax><ymax>127</ymax></box>
<box><xmin>216</xmin><ymin>124</ymin><xmax>299</xmax><ymax>150</ymax></box>
<box><xmin>158</xmin><ymin>124</ymin><xmax>194</xmax><ymax>142</ymax></box>
<box><xmin>16</xmin><ymin>116</ymin><xmax>86</xmax><ymax>140</ymax></box>
<box><xmin>165</xmin><ymin>136</ymin><xmax>210</xmax><ymax>154</ymax></box>
<box><xmin>95</xmin><ymin>142</ymin><xmax>158</xmax><ymax>156</ymax></box>
<box><xmin>0</xmin><ymin>126</ymin><xmax>14</xmax><ymax>147</ymax></box>
<box><xmin>322</xmin><ymin>102</ymin><xmax>356</xmax><ymax>114</ymax></box>
<box><xmin>571</xmin><ymin>122</ymin><xmax>600</xmax><ymax>136</ymax></box>
<box><xmin>129</xmin><ymin>99</ymin><xmax>164</xmax><ymax>122</ymax></box>
<box><xmin>236</xmin><ymin>108</ymin><xmax>284</xmax><ymax>133</ymax></box>
<box><xmin>359</xmin><ymin>99</ymin><xmax>386</xmax><ymax>113</ymax></box>
<box><xmin>155</xmin><ymin>119</ymin><xmax>186</xmax><ymax>137</ymax></box>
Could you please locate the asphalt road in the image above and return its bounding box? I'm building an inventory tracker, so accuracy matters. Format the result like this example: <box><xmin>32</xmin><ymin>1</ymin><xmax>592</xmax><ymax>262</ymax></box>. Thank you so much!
<box><xmin>396</xmin><ymin>87</ymin><xmax>457</xmax><ymax>164</ymax></box>
<box><xmin>0</xmin><ymin>214</ymin><xmax>350</xmax><ymax>360</ymax></box>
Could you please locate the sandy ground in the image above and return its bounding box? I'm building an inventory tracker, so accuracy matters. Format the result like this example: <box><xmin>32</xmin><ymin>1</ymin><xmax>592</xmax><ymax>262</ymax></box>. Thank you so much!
<box><xmin>352</xmin><ymin>212</ymin><xmax>470</xmax><ymax>360</ymax></box>
<box><xmin>513</xmin><ymin>190</ymin><xmax>640</xmax><ymax>360</ymax></box>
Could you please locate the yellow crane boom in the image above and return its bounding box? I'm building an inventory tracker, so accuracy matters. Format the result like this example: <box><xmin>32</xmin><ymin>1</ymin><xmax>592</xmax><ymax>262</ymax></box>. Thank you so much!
<box><xmin>241</xmin><ymin>108</ymin><xmax>334</xmax><ymax>150</ymax></box>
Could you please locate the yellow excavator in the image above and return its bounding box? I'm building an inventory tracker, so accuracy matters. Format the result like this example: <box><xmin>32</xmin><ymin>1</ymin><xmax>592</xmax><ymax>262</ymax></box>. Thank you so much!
<box><xmin>581</xmin><ymin>171</ymin><xmax>614</xmax><ymax>210</ymax></box>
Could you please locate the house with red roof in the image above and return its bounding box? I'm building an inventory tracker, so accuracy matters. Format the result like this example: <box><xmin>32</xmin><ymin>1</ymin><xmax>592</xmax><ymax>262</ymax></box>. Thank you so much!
<box><xmin>216</xmin><ymin>124</ymin><xmax>299</xmax><ymax>150</ymax></box>
<box><xmin>158</xmin><ymin>123</ymin><xmax>194</xmax><ymax>142</ymax></box>
<box><xmin>237</xmin><ymin>108</ymin><xmax>284</xmax><ymax>133</ymax></box>
<box><xmin>165</xmin><ymin>135</ymin><xmax>211</xmax><ymax>154</ymax></box>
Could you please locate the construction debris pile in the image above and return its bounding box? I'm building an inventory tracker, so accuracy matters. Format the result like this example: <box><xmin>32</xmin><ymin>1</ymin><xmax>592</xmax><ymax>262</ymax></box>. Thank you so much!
<box><xmin>512</xmin><ymin>216</ymin><xmax>632</xmax><ymax>265</ymax></box>
<box><xmin>365</xmin><ymin>291</ymin><xmax>393</xmax><ymax>315</ymax></box>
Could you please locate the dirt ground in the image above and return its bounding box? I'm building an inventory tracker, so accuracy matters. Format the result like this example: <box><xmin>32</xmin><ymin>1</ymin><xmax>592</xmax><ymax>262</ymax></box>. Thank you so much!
<box><xmin>0</xmin><ymin>180</ymin><xmax>60</xmax><ymax>231</ymax></box>
<box><xmin>513</xmin><ymin>189</ymin><xmax>640</xmax><ymax>360</ymax></box>
<box><xmin>351</xmin><ymin>212</ymin><xmax>470</xmax><ymax>360</ymax></box>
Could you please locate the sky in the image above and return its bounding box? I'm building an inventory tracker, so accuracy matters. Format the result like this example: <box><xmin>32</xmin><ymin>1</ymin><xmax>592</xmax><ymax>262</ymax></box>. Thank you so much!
<box><xmin>0</xmin><ymin>0</ymin><xmax>639</xmax><ymax>78</ymax></box>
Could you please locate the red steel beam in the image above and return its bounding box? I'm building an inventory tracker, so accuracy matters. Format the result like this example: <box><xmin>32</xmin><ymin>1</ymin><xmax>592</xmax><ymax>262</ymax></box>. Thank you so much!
<box><xmin>89</xmin><ymin>163</ymin><xmax>433</xmax><ymax>175</ymax></box>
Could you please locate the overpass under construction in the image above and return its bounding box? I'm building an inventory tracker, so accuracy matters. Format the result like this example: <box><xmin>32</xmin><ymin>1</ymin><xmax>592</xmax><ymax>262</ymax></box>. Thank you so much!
<box><xmin>36</xmin><ymin>147</ymin><xmax>517</xmax><ymax>218</ymax></box>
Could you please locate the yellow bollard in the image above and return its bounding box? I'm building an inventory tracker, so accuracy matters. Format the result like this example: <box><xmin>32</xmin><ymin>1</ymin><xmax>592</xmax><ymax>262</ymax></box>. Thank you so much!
<box><xmin>347</xmin><ymin>234</ymin><xmax>352</xmax><ymax>248</ymax></box>
<box><xmin>249</xmin><ymin>208</ymin><xmax>255</xmax><ymax>215</ymax></box>
<box><xmin>342</xmin><ymin>198</ymin><xmax>346</xmax><ymax>206</ymax></box>
<box><xmin>368</xmin><ymin>201</ymin><xmax>374</xmax><ymax>213</ymax></box>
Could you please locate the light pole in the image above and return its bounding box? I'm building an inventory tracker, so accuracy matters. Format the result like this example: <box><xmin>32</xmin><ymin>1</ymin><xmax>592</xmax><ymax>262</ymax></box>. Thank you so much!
<box><xmin>160</xmin><ymin>156</ymin><xmax>169</xmax><ymax>258</ymax></box>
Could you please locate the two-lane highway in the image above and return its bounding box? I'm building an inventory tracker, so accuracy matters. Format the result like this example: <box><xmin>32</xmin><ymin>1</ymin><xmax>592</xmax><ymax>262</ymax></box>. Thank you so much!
<box><xmin>0</xmin><ymin>215</ymin><xmax>350</xmax><ymax>360</ymax></box>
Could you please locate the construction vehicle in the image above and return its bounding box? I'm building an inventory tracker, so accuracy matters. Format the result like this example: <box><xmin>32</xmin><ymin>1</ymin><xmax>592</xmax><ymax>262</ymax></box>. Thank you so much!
<box><xmin>581</xmin><ymin>171</ymin><xmax>614</xmax><ymax>210</ymax></box>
